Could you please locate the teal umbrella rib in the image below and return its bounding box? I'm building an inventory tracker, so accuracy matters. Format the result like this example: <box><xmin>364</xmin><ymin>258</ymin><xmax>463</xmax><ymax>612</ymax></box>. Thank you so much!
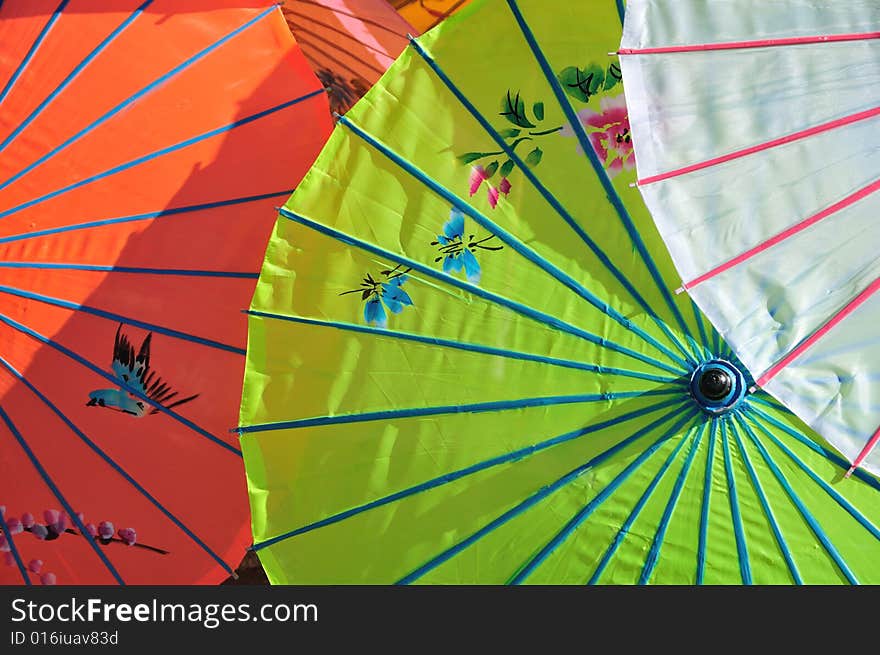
<box><xmin>393</xmin><ymin>404</ymin><xmax>694</xmax><ymax>584</ymax></box>
<box><xmin>0</xmin><ymin>0</ymin><xmax>68</xmax><ymax>107</ymax></box>
<box><xmin>747</xmin><ymin>400</ymin><xmax>880</xmax><ymax>492</ymax></box>
<box><xmin>734</xmin><ymin>413</ymin><xmax>859</xmax><ymax>584</ymax></box>
<box><xmin>338</xmin><ymin>115</ymin><xmax>692</xmax><ymax>373</ymax></box>
<box><xmin>694</xmin><ymin>308</ymin><xmax>713</xmax><ymax>360</ymax></box>
<box><xmin>695</xmin><ymin>419</ymin><xmax>718</xmax><ymax>584</ymax></box>
<box><xmin>743</xmin><ymin>407</ymin><xmax>880</xmax><ymax>543</ymax></box>
<box><xmin>639</xmin><ymin>420</ymin><xmax>705</xmax><ymax>584</ymax></box>
<box><xmin>0</xmin><ymin>284</ymin><xmax>244</xmax><ymax>355</ymax></box>
<box><xmin>505</xmin><ymin>0</ymin><xmax>707</xmax><ymax>360</ymax></box>
<box><xmin>720</xmin><ymin>419</ymin><xmax>752</xmax><ymax>584</ymax></box>
<box><xmin>236</xmin><ymin>0</ymin><xmax>880</xmax><ymax>586</ymax></box>
<box><xmin>0</xmin><ymin>355</ymin><xmax>235</xmax><ymax>576</ymax></box>
<box><xmin>712</xmin><ymin>326</ymin><xmax>722</xmax><ymax>358</ymax></box>
<box><xmin>0</xmin><ymin>190</ymin><xmax>293</xmax><ymax>247</ymax></box>
<box><xmin>407</xmin><ymin>35</ymin><xmax>697</xmax><ymax>366</ymax></box>
<box><xmin>0</xmin><ymin>312</ymin><xmax>241</xmax><ymax>457</ymax></box>
<box><xmin>748</xmin><ymin>393</ymin><xmax>794</xmax><ymax>417</ymax></box>
<box><xmin>249</xmin><ymin>396</ymin><xmax>684</xmax><ymax>552</ymax></box>
<box><xmin>0</xmin><ymin>1</ymin><xmax>152</xmax><ymax>157</ymax></box>
<box><xmin>588</xmin><ymin>422</ymin><xmax>700</xmax><ymax>584</ymax></box>
<box><xmin>279</xmin><ymin>207</ymin><xmax>685</xmax><ymax>377</ymax></box>
<box><xmin>723</xmin><ymin>342</ymin><xmax>736</xmax><ymax>361</ymax></box>
<box><xmin>510</xmin><ymin>410</ymin><xmax>699</xmax><ymax>585</ymax></box>
<box><xmin>0</xmin><ymin>89</ymin><xmax>325</xmax><ymax>222</ymax></box>
<box><xmin>237</xmin><ymin>388</ymin><xmax>679</xmax><ymax>434</ymax></box>
<box><xmin>0</xmin><ymin>262</ymin><xmax>257</xmax><ymax>278</ymax></box>
<box><xmin>0</xmin><ymin>3</ymin><xmax>280</xmax><ymax>195</ymax></box>
<box><xmin>246</xmin><ymin>310</ymin><xmax>683</xmax><ymax>384</ymax></box>
<box><xmin>728</xmin><ymin>412</ymin><xmax>802</xmax><ymax>584</ymax></box>
<box><xmin>0</xmin><ymin>404</ymin><xmax>125</xmax><ymax>585</ymax></box>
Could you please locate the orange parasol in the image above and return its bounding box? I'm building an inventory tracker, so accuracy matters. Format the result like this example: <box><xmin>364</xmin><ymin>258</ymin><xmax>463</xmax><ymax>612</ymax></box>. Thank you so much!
<box><xmin>0</xmin><ymin>0</ymin><xmax>331</xmax><ymax>584</ymax></box>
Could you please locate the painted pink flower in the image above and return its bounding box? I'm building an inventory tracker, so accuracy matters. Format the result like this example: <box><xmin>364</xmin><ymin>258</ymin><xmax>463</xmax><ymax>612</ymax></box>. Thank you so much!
<box><xmin>470</xmin><ymin>166</ymin><xmax>504</xmax><ymax>209</ymax></box>
<box><xmin>560</xmin><ymin>93</ymin><xmax>635</xmax><ymax>178</ymax></box>
<box><xmin>499</xmin><ymin>177</ymin><xmax>512</xmax><ymax>196</ymax></box>
<box><xmin>469</xmin><ymin>166</ymin><xmax>488</xmax><ymax>196</ymax></box>
<box><xmin>52</xmin><ymin>514</ymin><xmax>68</xmax><ymax>536</ymax></box>
<box><xmin>487</xmin><ymin>185</ymin><xmax>500</xmax><ymax>209</ymax></box>
<box><xmin>118</xmin><ymin>527</ymin><xmax>137</xmax><ymax>546</ymax></box>
<box><xmin>98</xmin><ymin>521</ymin><xmax>114</xmax><ymax>540</ymax></box>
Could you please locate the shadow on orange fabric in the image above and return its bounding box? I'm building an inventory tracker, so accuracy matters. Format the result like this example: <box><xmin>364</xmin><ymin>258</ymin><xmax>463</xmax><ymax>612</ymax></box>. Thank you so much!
<box><xmin>0</xmin><ymin>0</ymin><xmax>332</xmax><ymax>585</ymax></box>
<box><xmin>281</xmin><ymin>0</ymin><xmax>416</xmax><ymax>115</ymax></box>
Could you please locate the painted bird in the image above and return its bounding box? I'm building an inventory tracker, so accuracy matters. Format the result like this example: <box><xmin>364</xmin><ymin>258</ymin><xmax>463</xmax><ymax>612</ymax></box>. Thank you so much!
<box><xmin>86</xmin><ymin>324</ymin><xmax>198</xmax><ymax>417</ymax></box>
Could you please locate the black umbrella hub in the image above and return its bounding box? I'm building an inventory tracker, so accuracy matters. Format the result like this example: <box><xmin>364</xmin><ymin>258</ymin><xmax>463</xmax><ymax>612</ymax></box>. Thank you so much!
<box><xmin>689</xmin><ymin>360</ymin><xmax>747</xmax><ymax>414</ymax></box>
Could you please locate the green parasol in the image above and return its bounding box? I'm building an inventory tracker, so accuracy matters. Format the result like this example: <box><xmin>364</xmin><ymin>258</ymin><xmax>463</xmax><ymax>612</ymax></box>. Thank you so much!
<box><xmin>237</xmin><ymin>0</ymin><xmax>880</xmax><ymax>584</ymax></box>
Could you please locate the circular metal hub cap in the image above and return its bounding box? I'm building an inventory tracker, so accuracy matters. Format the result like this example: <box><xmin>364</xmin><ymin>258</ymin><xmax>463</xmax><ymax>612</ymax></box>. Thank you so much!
<box><xmin>689</xmin><ymin>360</ymin><xmax>747</xmax><ymax>414</ymax></box>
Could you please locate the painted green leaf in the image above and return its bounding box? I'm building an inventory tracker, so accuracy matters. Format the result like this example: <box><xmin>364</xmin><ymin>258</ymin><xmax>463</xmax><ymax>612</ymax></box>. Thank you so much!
<box><xmin>604</xmin><ymin>62</ymin><xmax>622</xmax><ymax>90</ymax></box>
<box><xmin>499</xmin><ymin>159</ymin><xmax>515</xmax><ymax>178</ymax></box>
<box><xmin>525</xmin><ymin>147</ymin><xmax>543</xmax><ymax>167</ymax></box>
<box><xmin>508</xmin><ymin>136</ymin><xmax>533</xmax><ymax>153</ymax></box>
<box><xmin>485</xmin><ymin>160</ymin><xmax>500</xmax><ymax>178</ymax></box>
<box><xmin>499</xmin><ymin>90</ymin><xmax>536</xmax><ymax>128</ymax></box>
<box><xmin>533</xmin><ymin>101</ymin><xmax>544</xmax><ymax>121</ymax></box>
<box><xmin>557</xmin><ymin>64</ymin><xmax>605</xmax><ymax>103</ymax></box>
<box><xmin>458</xmin><ymin>152</ymin><xmax>489</xmax><ymax>164</ymax></box>
<box><xmin>498</xmin><ymin>128</ymin><xmax>522</xmax><ymax>139</ymax></box>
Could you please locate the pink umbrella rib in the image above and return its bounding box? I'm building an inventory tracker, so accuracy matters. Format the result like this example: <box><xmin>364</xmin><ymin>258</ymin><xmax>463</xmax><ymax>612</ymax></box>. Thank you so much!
<box><xmin>757</xmin><ymin>277</ymin><xmax>880</xmax><ymax>476</ymax></box>
<box><xmin>621</xmin><ymin>25</ymin><xmax>880</xmax><ymax>479</ymax></box>
<box><xmin>679</xmin><ymin>177</ymin><xmax>880</xmax><ymax>292</ymax></box>
<box><xmin>618</xmin><ymin>31</ymin><xmax>880</xmax><ymax>55</ymax></box>
<box><xmin>755</xmin><ymin>277</ymin><xmax>880</xmax><ymax>389</ymax></box>
<box><xmin>639</xmin><ymin>106</ymin><xmax>880</xmax><ymax>187</ymax></box>
<box><xmin>846</xmin><ymin>425</ymin><xmax>880</xmax><ymax>478</ymax></box>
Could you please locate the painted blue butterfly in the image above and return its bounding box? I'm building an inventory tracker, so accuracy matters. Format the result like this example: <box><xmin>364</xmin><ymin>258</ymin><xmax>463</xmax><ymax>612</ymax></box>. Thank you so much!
<box><xmin>432</xmin><ymin>208</ymin><xmax>502</xmax><ymax>284</ymax></box>
<box><xmin>340</xmin><ymin>265</ymin><xmax>413</xmax><ymax>328</ymax></box>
